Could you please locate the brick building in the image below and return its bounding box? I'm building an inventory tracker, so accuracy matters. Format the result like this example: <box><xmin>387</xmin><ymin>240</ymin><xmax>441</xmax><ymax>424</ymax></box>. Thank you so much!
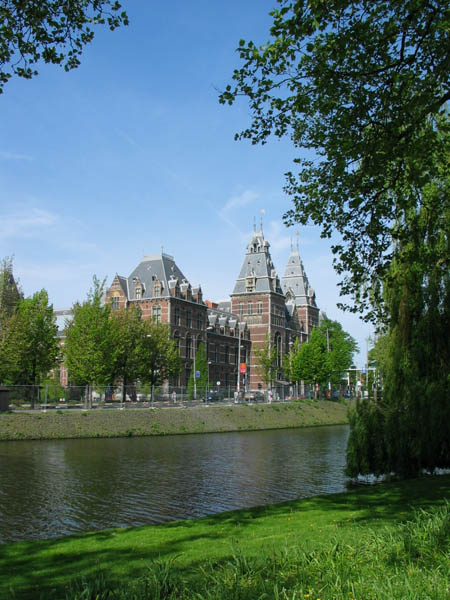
<box><xmin>104</xmin><ymin>227</ymin><xmax>320</xmax><ymax>392</ymax></box>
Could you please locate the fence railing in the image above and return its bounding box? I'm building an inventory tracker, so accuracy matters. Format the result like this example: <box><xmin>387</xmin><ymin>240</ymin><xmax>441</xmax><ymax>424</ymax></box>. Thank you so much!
<box><xmin>1</xmin><ymin>382</ymin><xmax>358</xmax><ymax>409</ymax></box>
<box><xmin>0</xmin><ymin>383</ymin><xmax>318</xmax><ymax>409</ymax></box>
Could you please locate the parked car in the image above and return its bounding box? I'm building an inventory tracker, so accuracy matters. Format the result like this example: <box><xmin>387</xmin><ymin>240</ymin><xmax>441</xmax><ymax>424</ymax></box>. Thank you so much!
<box><xmin>204</xmin><ymin>391</ymin><xmax>222</xmax><ymax>402</ymax></box>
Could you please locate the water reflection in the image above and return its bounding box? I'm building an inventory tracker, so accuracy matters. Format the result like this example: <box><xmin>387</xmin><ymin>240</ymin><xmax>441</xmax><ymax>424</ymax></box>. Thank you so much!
<box><xmin>0</xmin><ymin>425</ymin><xmax>349</xmax><ymax>542</ymax></box>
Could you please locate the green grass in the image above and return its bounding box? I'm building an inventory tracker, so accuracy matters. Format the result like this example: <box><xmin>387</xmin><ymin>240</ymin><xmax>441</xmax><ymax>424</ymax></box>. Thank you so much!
<box><xmin>1</xmin><ymin>475</ymin><xmax>449</xmax><ymax>599</ymax></box>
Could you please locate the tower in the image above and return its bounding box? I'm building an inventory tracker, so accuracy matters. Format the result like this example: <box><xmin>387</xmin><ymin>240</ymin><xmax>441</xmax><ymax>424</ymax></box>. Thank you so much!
<box><xmin>281</xmin><ymin>237</ymin><xmax>320</xmax><ymax>337</ymax></box>
<box><xmin>230</xmin><ymin>229</ymin><xmax>290</xmax><ymax>390</ymax></box>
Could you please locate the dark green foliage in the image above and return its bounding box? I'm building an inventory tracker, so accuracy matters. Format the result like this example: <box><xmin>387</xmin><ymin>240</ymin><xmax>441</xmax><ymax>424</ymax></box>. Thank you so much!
<box><xmin>0</xmin><ymin>256</ymin><xmax>21</xmax><ymax>333</ymax></box>
<box><xmin>220</xmin><ymin>0</ymin><xmax>450</xmax><ymax>321</ymax></box>
<box><xmin>222</xmin><ymin>0</ymin><xmax>450</xmax><ymax>479</ymax></box>
<box><xmin>0</xmin><ymin>1</ymin><xmax>128</xmax><ymax>93</ymax></box>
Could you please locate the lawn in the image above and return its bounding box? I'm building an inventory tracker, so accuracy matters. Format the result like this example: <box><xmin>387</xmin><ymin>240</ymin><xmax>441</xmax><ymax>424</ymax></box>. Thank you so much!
<box><xmin>1</xmin><ymin>475</ymin><xmax>448</xmax><ymax>599</ymax></box>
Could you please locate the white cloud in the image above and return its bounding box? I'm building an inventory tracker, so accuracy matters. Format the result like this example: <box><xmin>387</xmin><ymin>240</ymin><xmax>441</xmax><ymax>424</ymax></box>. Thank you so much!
<box><xmin>0</xmin><ymin>151</ymin><xmax>33</xmax><ymax>161</ymax></box>
<box><xmin>219</xmin><ymin>189</ymin><xmax>259</xmax><ymax>216</ymax></box>
<box><xmin>0</xmin><ymin>208</ymin><xmax>57</xmax><ymax>238</ymax></box>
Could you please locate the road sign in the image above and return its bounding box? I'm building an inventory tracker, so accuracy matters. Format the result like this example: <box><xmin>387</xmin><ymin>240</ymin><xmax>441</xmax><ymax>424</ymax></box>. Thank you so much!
<box><xmin>240</xmin><ymin>363</ymin><xmax>246</xmax><ymax>374</ymax></box>
<box><xmin>195</xmin><ymin>370</ymin><xmax>200</xmax><ymax>379</ymax></box>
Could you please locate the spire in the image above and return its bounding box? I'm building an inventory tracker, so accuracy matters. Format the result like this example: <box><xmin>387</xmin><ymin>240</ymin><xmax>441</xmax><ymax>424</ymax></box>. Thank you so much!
<box><xmin>231</xmin><ymin>225</ymin><xmax>283</xmax><ymax>296</ymax></box>
<box><xmin>281</xmin><ymin>235</ymin><xmax>317</xmax><ymax>307</ymax></box>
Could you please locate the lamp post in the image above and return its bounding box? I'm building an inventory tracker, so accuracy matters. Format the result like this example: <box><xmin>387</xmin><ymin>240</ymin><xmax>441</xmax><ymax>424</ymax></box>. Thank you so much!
<box><xmin>193</xmin><ymin>336</ymin><xmax>197</xmax><ymax>401</ymax></box>
<box><xmin>326</xmin><ymin>328</ymin><xmax>331</xmax><ymax>398</ymax></box>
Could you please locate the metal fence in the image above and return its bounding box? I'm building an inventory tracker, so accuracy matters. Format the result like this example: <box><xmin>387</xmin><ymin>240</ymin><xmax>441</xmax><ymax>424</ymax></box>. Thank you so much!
<box><xmin>0</xmin><ymin>382</ymin><xmax>320</xmax><ymax>409</ymax></box>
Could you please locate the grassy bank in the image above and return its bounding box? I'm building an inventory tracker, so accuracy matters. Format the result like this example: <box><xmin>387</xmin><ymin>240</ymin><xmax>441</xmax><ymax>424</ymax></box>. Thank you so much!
<box><xmin>0</xmin><ymin>475</ymin><xmax>448</xmax><ymax>599</ymax></box>
<box><xmin>0</xmin><ymin>399</ymin><xmax>349</xmax><ymax>441</ymax></box>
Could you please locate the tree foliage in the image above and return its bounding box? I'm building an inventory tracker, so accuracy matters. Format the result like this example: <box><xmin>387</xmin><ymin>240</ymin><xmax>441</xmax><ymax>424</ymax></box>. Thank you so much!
<box><xmin>137</xmin><ymin>320</ymin><xmax>181</xmax><ymax>397</ymax></box>
<box><xmin>291</xmin><ymin>318</ymin><xmax>357</xmax><ymax>393</ymax></box>
<box><xmin>0</xmin><ymin>290</ymin><xmax>59</xmax><ymax>405</ymax></box>
<box><xmin>0</xmin><ymin>256</ymin><xmax>21</xmax><ymax>331</ymax></box>
<box><xmin>254</xmin><ymin>334</ymin><xmax>279</xmax><ymax>389</ymax></box>
<box><xmin>220</xmin><ymin>0</ymin><xmax>450</xmax><ymax>320</ymax></box>
<box><xmin>0</xmin><ymin>0</ymin><xmax>128</xmax><ymax>93</ymax></box>
<box><xmin>187</xmin><ymin>341</ymin><xmax>208</xmax><ymax>399</ymax></box>
<box><xmin>64</xmin><ymin>277</ymin><xmax>114</xmax><ymax>391</ymax></box>
<box><xmin>109</xmin><ymin>304</ymin><xmax>145</xmax><ymax>400</ymax></box>
<box><xmin>222</xmin><ymin>0</ymin><xmax>450</xmax><ymax>477</ymax></box>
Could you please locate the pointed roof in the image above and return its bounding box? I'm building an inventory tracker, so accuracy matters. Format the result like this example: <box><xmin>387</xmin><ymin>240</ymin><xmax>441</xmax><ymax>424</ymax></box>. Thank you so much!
<box><xmin>126</xmin><ymin>253</ymin><xmax>190</xmax><ymax>300</ymax></box>
<box><xmin>281</xmin><ymin>244</ymin><xmax>317</xmax><ymax>307</ymax></box>
<box><xmin>231</xmin><ymin>229</ymin><xmax>283</xmax><ymax>296</ymax></box>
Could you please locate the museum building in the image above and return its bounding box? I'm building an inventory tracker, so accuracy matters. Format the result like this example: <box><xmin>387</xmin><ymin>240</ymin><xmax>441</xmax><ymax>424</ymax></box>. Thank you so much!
<box><xmin>104</xmin><ymin>228</ymin><xmax>320</xmax><ymax>392</ymax></box>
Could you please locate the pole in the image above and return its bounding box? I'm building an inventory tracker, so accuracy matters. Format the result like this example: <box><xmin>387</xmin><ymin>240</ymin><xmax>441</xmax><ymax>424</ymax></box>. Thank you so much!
<box><xmin>193</xmin><ymin>337</ymin><xmax>197</xmax><ymax>400</ymax></box>
<box><xmin>326</xmin><ymin>328</ymin><xmax>331</xmax><ymax>397</ymax></box>
<box><xmin>237</xmin><ymin>326</ymin><xmax>241</xmax><ymax>394</ymax></box>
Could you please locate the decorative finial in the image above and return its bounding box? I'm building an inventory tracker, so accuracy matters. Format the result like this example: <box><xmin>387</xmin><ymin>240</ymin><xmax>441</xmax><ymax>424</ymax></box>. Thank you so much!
<box><xmin>296</xmin><ymin>231</ymin><xmax>300</xmax><ymax>252</ymax></box>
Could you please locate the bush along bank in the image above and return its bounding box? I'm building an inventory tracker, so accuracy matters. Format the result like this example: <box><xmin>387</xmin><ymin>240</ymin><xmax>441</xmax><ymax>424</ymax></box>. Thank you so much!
<box><xmin>0</xmin><ymin>399</ymin><xmax>350</xmax><ymax>441</ymax></box>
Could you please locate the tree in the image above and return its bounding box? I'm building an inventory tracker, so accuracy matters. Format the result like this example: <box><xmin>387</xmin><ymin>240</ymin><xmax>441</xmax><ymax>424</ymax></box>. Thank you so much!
<box><xmin>0</xmin><ymin>256</ymin><xmax>21</xmax><ymax>332</ymax></box>
<box><xmin>221</xmin><ymin>0</ymin><xmax>450</xmax><ymax>477</ymax></box>
<box><xmin>109</xmin><ymin>304</ymin><xmax>145</xmax><ymax>402</ymax></box>
<box><xmin>64</xmin><ymin>277</ymin><xmax>114</xmax><ymax>407</ymax></box>
<box><xmin>254</xmin><ymin>334</ymin><xmax>278</xmax><ymax>391</ymax></box>
<box><xmin>220</xmin><ymin>0</ymin><xmax>450</xmax><ymax>320</ymax></box>
<box><xmin>0</xmin><ymin>289</ymin><xmax>59</xmax><ymax>407</ymax></box>
<box><xmin>187</xmin><ymin>341</ymin><xmax>208</xmax><ymax>399</ymax></box>
<box><xmin>291</xmin><ymin>319</ymin><xmax>357</xmax><ymax>396</ymax></box>
<box><xmin>137</xmin><ymin>321</ymin><xmax>181</xmax><ymax>402</ymax></box>
<box><xmin>0</xmin><ymin>0</ymin><xmax>128</xmax><ymax>93</ymax></box>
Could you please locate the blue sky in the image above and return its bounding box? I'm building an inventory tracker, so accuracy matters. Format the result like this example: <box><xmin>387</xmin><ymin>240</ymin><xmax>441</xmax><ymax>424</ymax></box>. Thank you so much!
<box><xmin>0</xmin><ymin>0</ymin><xmax>372</xmax><ymax>365</ymax></box>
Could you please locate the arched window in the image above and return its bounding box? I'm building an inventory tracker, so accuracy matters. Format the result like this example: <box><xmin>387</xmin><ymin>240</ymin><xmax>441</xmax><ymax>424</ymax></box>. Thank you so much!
<box><xmin>173</xmin><ymin>331</ymin><xmax>180</xmax><ymax>354</ymax></box>
<box><xmin>185</xmin><ymin>334</ymin><xmax>192</xmax><ymax>359</ymax></box>
<box><xmin>275</xmin><ymin>332</ymin><xmax>282</xmax><ymax>367</ymax></box>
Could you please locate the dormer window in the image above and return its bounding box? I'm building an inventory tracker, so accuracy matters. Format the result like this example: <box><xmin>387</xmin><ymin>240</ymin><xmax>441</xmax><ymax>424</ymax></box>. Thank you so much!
<box><xmin>135</xmin><ymin>285</ymin><xmax>142</xmax><ymax>300</ymax></box>
<box><xmin>246</xmin><ymin>276</ymin><xmax>256</xmax><ymax>292</ymax></box>
<box><xmin>154</xmin><ymin>280</ymin><xmax>161</xmax><ymax>297</ymax></box>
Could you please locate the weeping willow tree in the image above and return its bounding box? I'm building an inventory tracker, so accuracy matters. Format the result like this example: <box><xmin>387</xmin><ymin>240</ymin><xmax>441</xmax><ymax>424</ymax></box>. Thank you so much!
<box><xmin>221</xmin><ymin>0</ymin><xmax>450</xmax><ymax>477</ymax></box>
<box><xmin>347</xmin><ymin>169</ymin><xmax>450</xmax><ymax>477</ymax></box>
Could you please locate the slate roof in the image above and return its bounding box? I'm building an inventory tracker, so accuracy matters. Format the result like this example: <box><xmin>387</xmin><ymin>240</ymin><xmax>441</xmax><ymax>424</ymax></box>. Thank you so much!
<box><xmin>281</xmin><ymin>247</ymin><xmax>317</xmax><ymax>307</ymax></box>
<box><xmin>125</xmin><ymin>253</ymin><xmax>192</xmax><ymax>300</ymax></box>
<box><xmin>231</xmin><ymin>230</ymin><xmax>283</xmax><ymax>296</ymax></box>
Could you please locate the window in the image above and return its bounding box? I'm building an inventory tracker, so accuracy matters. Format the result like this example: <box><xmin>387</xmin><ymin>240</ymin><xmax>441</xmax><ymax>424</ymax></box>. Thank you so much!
<box><xmin>238</xmin><ymin>303</ymin><xmax>244</xmax><ymax>317</ymax></box>
<box><xmin>186</xmin><ymin>334</ymin><xmax>192</xmax><ymax>359</ymax></box>
<box><xmin>135</xmin><ymin>285</ymin><xmax>141</xmax><ymax>300</ymax></box>
<box><xmin>247</xmin><ymin>302</ymin><xmax>253</xmax><ymax>315</ymax></box>
<box><xmin>152</xmin><ymin>305</ymin><xmax>161</xmax><ymax>323</ymax></box>
<box><xmin>186</xmin><ymin>310</ymin><xmax>191</xmax><ymax>328</ymax></box>
<box><xmin>154</xmin><ymin>281</ymin><xmax>161</xmax><ymax>297</ymax></box>
<box><xmin>111</xmin><ymin>293</ymin><xmax>120</xmax><ymax>310</ymax></box>
<box><xmin>257</xmin><ymin>302</ymin><xmax>262</xmax><ymax>315</ymax></box>
<box><xmin>174</xmin><ymin>331</ymin><xmax>180</xmax><ymax>354</ymax></box>
<box><xmin>275</xmin><ymin>332</ymin><xmax>282</xmax><ymax>368</ymax></box>
<box><xmin>174</xmin><ymin>306</ymin><xmax>180</xmax><ymax>325</ymax></box>
<box><xmin>224</xmin><ymin>345</ymin><xmax>229</xmax><ymax>364</ymax></box>
<box><xmin>196</xmin><ymin>312</ymin><xmax>202</xmax><ymax>329</ymax></box>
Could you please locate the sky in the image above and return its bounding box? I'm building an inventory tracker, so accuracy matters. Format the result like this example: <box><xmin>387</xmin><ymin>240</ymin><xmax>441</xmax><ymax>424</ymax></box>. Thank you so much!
<box><xmin>0</xmin><ymin>0</ymin><xmax>372</xmax><ymax>366</ymax></box>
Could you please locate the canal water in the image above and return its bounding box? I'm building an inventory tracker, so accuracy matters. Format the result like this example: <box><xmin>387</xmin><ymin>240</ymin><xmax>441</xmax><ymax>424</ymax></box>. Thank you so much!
<box><xmin>0</xmin><ymin>425</ymin><xmax>349</xmax><ymax>543</ymax></box>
